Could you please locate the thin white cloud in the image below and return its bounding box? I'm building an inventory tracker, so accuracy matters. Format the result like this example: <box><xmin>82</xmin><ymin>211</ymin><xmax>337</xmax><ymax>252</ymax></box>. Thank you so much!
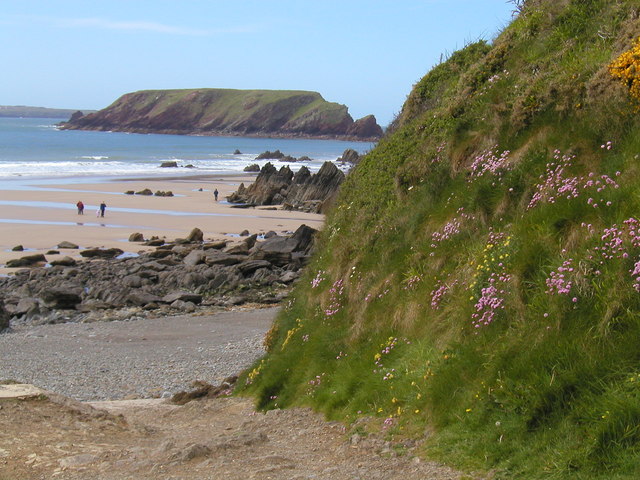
<box><xmin>8</xmin><ymin>14</ymin><xmax>256</xmax><ymax>36</ymax></box>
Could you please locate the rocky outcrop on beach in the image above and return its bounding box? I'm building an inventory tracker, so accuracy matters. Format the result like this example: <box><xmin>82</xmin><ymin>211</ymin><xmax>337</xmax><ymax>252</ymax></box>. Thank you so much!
<box><xmin>59</xmin><ymin>88</ymin><xmax>383</xmax><ymax>141</ymax></box>
<box><xmin>0</xmin><ymin>225</ymin><xmax>318</xmax><ymax>328</ymax></box>
<box><xmin>226</xmin><ymin>161</ymin><xmax>344</xmax><ymax>214</ymax></box>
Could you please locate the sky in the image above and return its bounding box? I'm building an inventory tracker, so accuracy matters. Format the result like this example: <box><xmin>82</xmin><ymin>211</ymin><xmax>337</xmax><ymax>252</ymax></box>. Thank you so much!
<box><xmin>0</xmin><ymin>1</ymin><xmax>516</xmax><ymax>126</ymax></box>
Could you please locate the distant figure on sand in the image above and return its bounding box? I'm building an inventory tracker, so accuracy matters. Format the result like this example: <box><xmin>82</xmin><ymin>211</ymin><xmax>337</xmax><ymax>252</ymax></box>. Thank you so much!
<box><xmin>76</xmin><ymin>200</ymin><xmax>84</xmax><ymax>215</ymax></box>
<box><xmin>99</xmin><ymin>201</ymin><xmax>107</xmax><ymax>217</ymax></box>
<box><xmin>214</xmin><ymin>188</ymin><xmax>219</xmax><ymax>201</ymax></box>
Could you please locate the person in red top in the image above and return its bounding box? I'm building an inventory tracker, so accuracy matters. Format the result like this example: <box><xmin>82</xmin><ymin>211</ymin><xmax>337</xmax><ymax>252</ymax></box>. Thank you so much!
<box><xmin>76</xmin><ymin>201</ymin><xmax>84</xmax><ymax>215</ymax></box>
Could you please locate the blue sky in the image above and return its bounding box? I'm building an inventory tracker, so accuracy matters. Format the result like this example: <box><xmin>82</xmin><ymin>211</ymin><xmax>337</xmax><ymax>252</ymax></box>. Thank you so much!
<box><xmin>0</xmin><ymin>1</ymin><xmax>515</xmax><ymax>126</ymax></box>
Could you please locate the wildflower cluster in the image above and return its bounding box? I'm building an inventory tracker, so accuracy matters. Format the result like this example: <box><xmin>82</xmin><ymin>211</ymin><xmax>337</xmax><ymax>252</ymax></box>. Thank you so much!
<box><xmin>403</xmin><ymin>274</ymin><xmax>423</xmax><ymax>290</ymax></box>
<box><xmin>609</xmin><ymin>37</ymin><xmax>640</xmax><ymax>104</ymax></box>
<box><xmin>281</xmin><ymin>318</ymin><xmax>303</xmax><ymax>350</ymax></box>
<box><xmin>311</xmin><ymin>269</ymin><xmax>326</xmax><ymax>288</ymax></box>
<box><xmin>528</xmin><ymin>150</ymin><xmax>620</xmax><ymax>209</ymax></box>
<box><xmin>245</xmin><ymin>359</ymin><xmax>265</xmax><ymax>385</ymax></box>
<box><xmin>430</xmin><ymin>207</ymin><xmax>474</xmax><ymax>252</ymax></box>
<box><xmin>324</xmin><ymin>279</ymin><xmax>345</xmax><ymax>317</ymax></box>
<box><xmin>430</xmin><ymin>279</ymin><xmax>458</xmax><ymax>310</ymax></box>
<box><xmin>431</xmin><ymin>141</ymin><xmax>447</xmax><ymax>164</ymax></box>
<box><xmin>468</xmin><ymin>147</ymin><xmax>512</xmax><ymax>181</ymax></box>
<box><xmin>545</xmin><ymin>259</ymin><xmax>574</xmax><ymax>295</ymax></box>
<box><xmin>470</xmin><ymin>231</ymin><xmax>513</xmax><ymax>329</ymax></box>
<box><xmin>306</xmin><ymin>373</ymin><xmax>326</xmax><ymax>396</ymax></box>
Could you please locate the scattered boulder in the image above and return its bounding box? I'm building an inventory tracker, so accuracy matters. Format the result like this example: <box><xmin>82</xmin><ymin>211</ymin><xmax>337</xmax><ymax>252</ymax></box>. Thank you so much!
<box><xmin>57</xmin><ymin>241</ymin><xmax>79</xmax><ymax>249</ymax></box>
<box><xmin>40</xmin><ymin>288</ymin><xmax>82</xmax><ymax>310</ymax></box>
<box><xmin>136</xmin><ymin>188</ymin><xmax>153</xmax><ymax>196</ymax></box>
<box><xmin>124</xmin><ymin>190</ymin><xmax>135</xmax><ymax>195</ymax></box>
<box><xmin>126</xmin><ymin>292</ymin><xmax>163</xmax><ymax>306</ymax></box>
<box><xmin>49</xmin><ymin>256</ymin><xmax>77</xmax><ymax>267</ymax></box>
<box><xmin>79</xmin><ymin>248</ymin><xmax>124</xmax><ymax>259</ymax></box>
<box><xmin>129</xmin><ymin>232</ymin><xmax>145</xmax><ymax>242</ymax></box>
<box><xmin>0</xmin><ymin>225</ymin><xmax>319</xmax><ymax>324</ymax></box>
<box><xmin>185</xmin><ymin>228</ymin><xmax>204</xmax><ymax>243</ymax></box>
<box><xmin>244</xmin><ymin>163</ymin><xmax>260</xmax><ymax>172</ymax></box>
<box><xmin>155</xmin><ymin>190</ymin><xmax>174</xmax><ymax>197</ymax></box>
<box><xmin>6</xmin><ymin>254</ymin><xmax>46</xmax><ymax>268</ymax></box>
<box><xmin>337</xmin><ymin>148</ymin><xmax>361</xmax><ymax>165</ymax></box>
<box><xmin>233</xmin><ymin>149</ymin><xmax>242</xmax><ymax>155</ymax></box>
<box><xmin>11</xmin><ymin>245</ymin><xmax>24</xmax><ymax>252</ymax></box>
<box><xmin>160</xmin><ymin>161</ymin><xmax>178</xmax><ymax>168</ymax></box>
<box><xmin>162</xmin><ymin>292</ymin><xmax>202</xmax><ymax>304</ymax></box>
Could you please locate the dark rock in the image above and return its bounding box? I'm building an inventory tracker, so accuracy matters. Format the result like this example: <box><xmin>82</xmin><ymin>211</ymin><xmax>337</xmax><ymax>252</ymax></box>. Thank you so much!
<box><xmin>243</xmin><ymin>163</ymin><xmax>260</xmax><ymax>172</ymax></box>
<box><xmin>256</xmin><ymin>149</ymin><xmax>285</xmax><ymax>160</ymax></box>
<box><xmin>12</xmin><ymin>245</ymin><xmax>24</xmax><ymax>252</ymax></box>
<box><xmin>126</xmin><ymin>292</ymin><xmax>163</xmax><ymax>306</ymax></box>
<box><xmin>46</xmin><ymin>250</ymin><xmax>60</xmax><ymax>255</ymax></box>
<box><xmin>124</xmin><ymin>190</ymin><xmax>135</xmax><ymax>195</ymax></box>
<box><xmin>240</xmin><ymin>230</ymin><xmax>250</xmax><ymax>237</ymax></box>
<box><xmin>204</xmin><ymin>253</ymin><xmax>245</xmax><ymax>266</ymax></box>
<box><xmin>80</xmin><ymin>248</ymin><xmax>124</xmax><ymax>259</ymax></box>
<box><xmin>129</xmin><ymin>232</ymin><xmax>145</xmax><ymax>242</ymax></box>
<box><xmin>203</xmin><ymin>241</ymin><xmax>227</xmax><ymax>250</ymax></box>
<box><xmin>12</xmin><ymin>298</ymin><xmax>40</xmax><ymax>317</ymax></box>
<box><xmin>263</xmin><ymin>231</ymin><xmax>277</xmax><ymax>239</ymax></box>
<box><xmin>160</xmin><ymin>161</ymin><xmax>178</xmax><ymax>168</ymax></box>
<box><xmin>183</xmin><ymin>250</ymin><xmax>205</xmax><ymax>266</ymax></box>
<box><xmin>147</xmin><ymin>249</ymin><xmax>173</xmax><ymax>259</ymax></box>
<box><xmin>337</xmin><ymin>148</ymin><xmax>361</xmax><ymax>164</ymax></box>
<box><xmin>184</xmin><ymin>164</ymin><xmax>195</xmax><ymax>169</ymax></box>
<box><xmin>40</xmin><ymin>288</ymin><xmax>82</xmax><ymax>309</ymax></box>
<box><xmin>145</xmin><ymin>238</ymin><xmax>165</xmax><ymax>247</ymax></box>
<box><xmin>185</xmin><ymin>228</ymin><xmax>204</xmax><ymax>243</ymax></box>
<box><xmin>238</xmin><ymin>260</ymin><xmax>272</xmax><ymax>276</ymax></box>
<box><xmin>136</xmin><ymin>188</ymin><xmax>153</xmax><ymax>196</ymax></box>
<box><xmin>49</xmin><ymin>256</ymin><xmax>77</xmax><ymax>267</ymax></box>
<box><xmin>68</xmin><ymin>110</ymin><xmax>84</xmax><ymax>122</ymax></box>
<box><xmin>162</xmin><ymin>292</ymin><xmax>202</xmax><ymax>304</ymax></box>
<box><xmin>155</xmin><ymin>190</ymin><xmax>174</xmax><ymax>197</ymax></box>
<box><xmin>57</xmin><ymin>241</ymin><xmax>79</xmax><ymax>249</ymax></box>
<box><xmin>228</xmin><ymin>161</ymin><xmax>344</xmax><ymax>213</ymax></box>
<box><xmin>123</xmin><ymin>275</ymin><xmax>143</xmax><ymax>288</ymax></box>
<box><xmin>225</xmin><ymin>243</ymin><xmax>249</xmax><ymax>255</ymax></box>
<box><xmin>234</xmin><ymin>149</ymin><xmax>242</xmax><ymax>155</ymax></box>
<box><xmin>6</xmin><ymin>254</ymin><xmax>47</xmax><ymax>268</ymax></box>
<box><xmin>0</xmin><ymin>303</ymin><xmax>10</xmax><ymax>331</ymax></box>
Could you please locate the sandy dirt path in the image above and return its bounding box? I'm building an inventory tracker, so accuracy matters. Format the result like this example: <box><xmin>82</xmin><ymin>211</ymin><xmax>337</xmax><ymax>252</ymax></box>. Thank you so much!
<box><xmin>0</xmin><ymin>393</ymin><xmax>465</xmax><ymax>480</ymax></box>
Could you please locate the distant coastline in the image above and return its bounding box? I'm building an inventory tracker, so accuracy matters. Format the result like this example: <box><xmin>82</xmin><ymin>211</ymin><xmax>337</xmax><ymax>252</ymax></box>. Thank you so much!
<box><xmin>0</xmin><ymin>105</ymin><xmax>95</xmax><ymax>119</ymax></box>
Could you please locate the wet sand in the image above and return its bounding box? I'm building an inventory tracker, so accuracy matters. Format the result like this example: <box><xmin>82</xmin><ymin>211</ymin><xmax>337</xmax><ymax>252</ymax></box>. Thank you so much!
<box><xmin>0</xmin><ymin>175</ymin><xmax>324</xmax><ymax>273</ymax></box>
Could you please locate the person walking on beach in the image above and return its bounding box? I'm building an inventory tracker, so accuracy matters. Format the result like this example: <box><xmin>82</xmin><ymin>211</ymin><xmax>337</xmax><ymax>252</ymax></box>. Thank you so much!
<box><xmin>76</xmin><ymin>200</ymin><xmax>84</xmax><ymax>215</ymax></box>
<box><xmin>99</xmin><ymin>201</ymin><xmax>107</xmax><ymax>218</ymax></box>
<box><xmin>213</xmin><ymin>188</ymin><xmax>219</xmax><ymax>201</ymax></box>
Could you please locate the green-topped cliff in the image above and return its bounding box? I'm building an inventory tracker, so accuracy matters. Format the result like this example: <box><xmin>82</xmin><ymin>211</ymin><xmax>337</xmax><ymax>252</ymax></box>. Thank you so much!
<box><xmin>240</xmin><ymin>0</ymin><xmax>640</xmax><ymax>478</ymax></box>
<box><xmin>60</xmin><ymin>88</ymin><xmax>382</xmax><ymax>140</ymax></box>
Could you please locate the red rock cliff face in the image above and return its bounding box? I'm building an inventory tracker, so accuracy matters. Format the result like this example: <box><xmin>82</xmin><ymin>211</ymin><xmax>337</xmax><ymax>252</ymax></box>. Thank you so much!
<box><xmin>60</xmin><ymin>89</ymin><xmax>383</xmax><ymax>141</ymax></box>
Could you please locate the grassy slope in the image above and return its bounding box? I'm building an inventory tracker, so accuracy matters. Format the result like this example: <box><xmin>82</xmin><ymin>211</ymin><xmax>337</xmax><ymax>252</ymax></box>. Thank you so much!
<box><xmin>240</xmin><ymin>1</ymin><xmax>640</xmax><ymax>478</ymax></box>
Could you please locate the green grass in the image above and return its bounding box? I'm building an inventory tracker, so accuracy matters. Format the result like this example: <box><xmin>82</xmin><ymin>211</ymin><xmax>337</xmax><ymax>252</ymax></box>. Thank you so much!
<box><xmin>238</xmin><ymin>1</ymin><xmax>640</xmax><ymax>478</ymax></box>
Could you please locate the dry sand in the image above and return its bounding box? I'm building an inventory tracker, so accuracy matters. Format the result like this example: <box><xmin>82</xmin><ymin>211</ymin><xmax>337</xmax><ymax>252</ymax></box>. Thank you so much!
<box><xmin>0</xmin><ymin>174</ymin><xmax>324</xmax><ymax>273</ymax></box>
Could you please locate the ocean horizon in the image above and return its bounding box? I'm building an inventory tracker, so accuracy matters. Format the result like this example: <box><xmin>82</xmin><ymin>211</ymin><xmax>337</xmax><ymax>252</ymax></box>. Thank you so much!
<box><xmin>0</xmin><ymin>117</ymin><xmax>374</xmax><ymax>184</ymax></box>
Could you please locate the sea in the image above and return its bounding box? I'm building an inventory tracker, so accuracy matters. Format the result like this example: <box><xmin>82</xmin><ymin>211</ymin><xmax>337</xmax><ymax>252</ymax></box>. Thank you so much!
<box><xmin>0</xmin><ymin>117</ymin><xmax>375</xmax><ymax>184</ymax></box>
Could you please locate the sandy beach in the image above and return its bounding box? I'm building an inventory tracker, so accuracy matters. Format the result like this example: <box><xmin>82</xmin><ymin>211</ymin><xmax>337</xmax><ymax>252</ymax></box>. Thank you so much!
<box><xmin>0</xmin><ymin>174</ymin><xmax>324</xmax><ymax>273</ymax></box>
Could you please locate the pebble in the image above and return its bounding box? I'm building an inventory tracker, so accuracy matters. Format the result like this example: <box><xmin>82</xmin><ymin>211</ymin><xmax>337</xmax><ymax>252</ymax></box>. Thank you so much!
<box><xmin>0</xmin><ymin>308</ymin><xmax>273</xmax><ymax>401</ymax></box>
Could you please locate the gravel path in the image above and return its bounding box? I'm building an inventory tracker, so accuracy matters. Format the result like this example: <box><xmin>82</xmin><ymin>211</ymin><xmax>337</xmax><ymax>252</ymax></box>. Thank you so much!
<box><xmin>0</xmin><ymin>307</ymin><xmax>276</xmax><ymax>401</ymax></box>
